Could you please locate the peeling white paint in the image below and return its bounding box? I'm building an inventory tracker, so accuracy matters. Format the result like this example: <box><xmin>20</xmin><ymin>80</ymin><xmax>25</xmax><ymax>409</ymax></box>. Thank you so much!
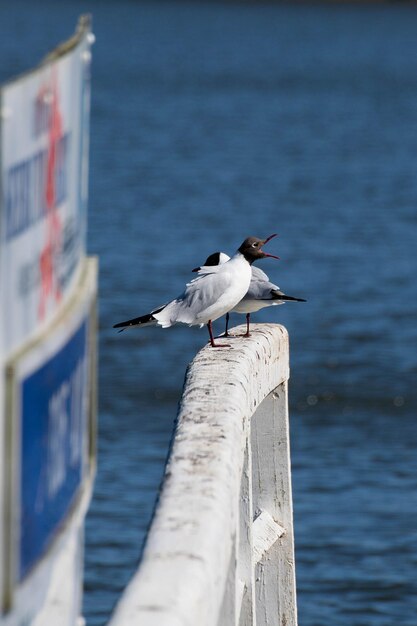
<box><xmin>252</xmin><ymin>510</ymin><xmax>286</xmax><ymax>565</ymax></box>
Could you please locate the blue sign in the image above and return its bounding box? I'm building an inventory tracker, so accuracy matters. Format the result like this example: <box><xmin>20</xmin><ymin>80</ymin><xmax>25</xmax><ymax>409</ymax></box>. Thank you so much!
<box><xmin>20</xmin><ymin>318</ymin><xmax>89</xmax><ymax>579</ymax></box>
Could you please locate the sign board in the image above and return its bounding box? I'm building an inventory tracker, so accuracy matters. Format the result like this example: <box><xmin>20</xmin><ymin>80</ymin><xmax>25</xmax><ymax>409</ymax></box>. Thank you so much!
<box><xmin>0</xmin><ymin>21</ymin><xmax>92</xmax><ymax>356</ymax></box>
<box><xmin>17</xmin><ymin>313</ymin><xmax>90</xmax><ymax>579</ymax></box>
<box><xmin>2</xmin><ymin>258</ymin><xmax>97</xmax><ymax>614</ymax></box>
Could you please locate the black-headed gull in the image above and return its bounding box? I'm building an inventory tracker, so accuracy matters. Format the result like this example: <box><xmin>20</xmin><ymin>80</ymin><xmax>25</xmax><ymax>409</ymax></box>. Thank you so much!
<box><xmin>193</xmin><ymin>251</ymin><xmax>306</xmax><ymax>337</ymax></box>
<box><xmin>113</xmin><ymin>235</ymin><xmax>279</xmax><ymax>347</ymax></box>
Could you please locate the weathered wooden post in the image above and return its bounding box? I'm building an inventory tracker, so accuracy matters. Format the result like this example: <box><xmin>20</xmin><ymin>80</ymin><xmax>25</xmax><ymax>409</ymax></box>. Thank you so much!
<box><xmin>252</xmin><ymin>383</ymin><xmax>297</xmax><ymax>626</ymax></box>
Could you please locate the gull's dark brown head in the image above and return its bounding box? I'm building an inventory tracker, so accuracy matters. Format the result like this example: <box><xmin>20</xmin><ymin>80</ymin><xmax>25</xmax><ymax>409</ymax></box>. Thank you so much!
<box><xmin>238</xmin><ymin>234</ymin><xmax>279</xmax><ymax>264</ymax></box>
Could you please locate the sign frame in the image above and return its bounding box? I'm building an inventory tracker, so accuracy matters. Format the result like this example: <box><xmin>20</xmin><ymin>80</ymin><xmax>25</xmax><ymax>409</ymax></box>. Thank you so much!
<box><xmin>2</xmin><ymin>257</ymin><xmax>97</xmax><ymax>613</ymax></box>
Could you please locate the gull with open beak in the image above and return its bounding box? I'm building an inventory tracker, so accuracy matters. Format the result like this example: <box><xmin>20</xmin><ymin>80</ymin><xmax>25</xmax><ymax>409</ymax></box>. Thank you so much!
<box><xmin>193</xmin><ymin>248</ymin><xmax>306</xmax><ymax>338</ymax></box>
<box><xmin>113</xmin><ymin>234</ymin><xmax>279</xmax><ymax>347</ymax></box>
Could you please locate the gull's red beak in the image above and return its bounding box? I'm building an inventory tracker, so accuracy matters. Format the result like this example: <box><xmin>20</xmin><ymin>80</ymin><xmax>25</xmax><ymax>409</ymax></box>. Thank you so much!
<box><xmin>261</xmin><ymin>233</ymin><xmax>280</xmax><ymax>259</ymax></box>
<box><xmin>262</xmin><ymin>233</ymin><xmax>278</xmax><ymax>245</ymax></box>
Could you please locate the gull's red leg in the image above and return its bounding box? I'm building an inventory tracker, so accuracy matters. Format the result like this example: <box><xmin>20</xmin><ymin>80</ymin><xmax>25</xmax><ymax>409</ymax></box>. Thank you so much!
<box><xmin>244</xmin><ymin>313</ymin><xmax>251</xmax><ymax>337</ymax></box>
<box><xmin>224</xmin><ymin>312</ymin><xmax>230</xmax><ymax>337</ymax></box>
<box><xmin>207</xmin><ymin>320</ymin><xmax>230</xmax><ymax>348</ymax></box>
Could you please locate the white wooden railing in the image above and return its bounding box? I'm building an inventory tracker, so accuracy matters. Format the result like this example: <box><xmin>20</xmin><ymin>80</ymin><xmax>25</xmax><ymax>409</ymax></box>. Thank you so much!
<box><xmin>108</xmin><ymin>323</ymin><xmax>297</xmax><ymax>626</ymax></box>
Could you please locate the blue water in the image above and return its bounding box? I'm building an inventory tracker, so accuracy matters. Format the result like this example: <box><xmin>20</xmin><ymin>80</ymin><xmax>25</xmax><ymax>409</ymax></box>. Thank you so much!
<box><xmin>2</xmin><ymin>2</ymin><xmax>417</xmax><ymax>625</ymax></box>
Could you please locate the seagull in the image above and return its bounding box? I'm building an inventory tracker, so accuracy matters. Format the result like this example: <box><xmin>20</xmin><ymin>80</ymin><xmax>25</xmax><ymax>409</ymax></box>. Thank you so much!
<box><xmin>192</xmin><ymin>251</ymin><xmax>306</xmax><ymax>337</ymax></box>
<box><xmin>113</xmin><ymin>235</ymin><xmax>279</xmax><ymax>347</ymax></box>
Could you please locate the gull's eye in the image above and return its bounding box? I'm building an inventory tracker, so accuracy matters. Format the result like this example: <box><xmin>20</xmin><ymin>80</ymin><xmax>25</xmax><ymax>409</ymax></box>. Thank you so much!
<box><xmin>252</xmin><ymin>242</ymin><xmax>259</xmax><ymax>248</ymax></box>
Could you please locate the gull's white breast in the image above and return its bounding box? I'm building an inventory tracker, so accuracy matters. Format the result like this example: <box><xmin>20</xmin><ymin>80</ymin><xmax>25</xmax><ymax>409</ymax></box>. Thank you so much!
<box><xmin>153</xmin><ymin>253</ymin><xmax>251</xmax><ymax>328</ymax></box>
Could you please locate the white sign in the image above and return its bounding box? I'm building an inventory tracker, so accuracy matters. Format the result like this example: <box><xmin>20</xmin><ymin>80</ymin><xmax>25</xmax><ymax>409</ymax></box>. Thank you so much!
<box><xmin>0</xmin><ymin>24</ymin><xmax>92</xmax><ymax>356</ymax></box>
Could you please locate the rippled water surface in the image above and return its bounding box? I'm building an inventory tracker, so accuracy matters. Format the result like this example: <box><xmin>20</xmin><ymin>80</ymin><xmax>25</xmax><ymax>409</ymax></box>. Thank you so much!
<box><xmin>2</xmin><ymin>2</ymin><xmax>417</xmax><ymax>625</ymax></box>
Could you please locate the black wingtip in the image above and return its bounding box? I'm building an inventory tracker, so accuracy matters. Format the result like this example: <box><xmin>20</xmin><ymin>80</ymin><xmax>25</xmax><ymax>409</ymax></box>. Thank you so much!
<box><xmin>271</xmin><ymin>290</ymin><xmax>307</xmax><ymax>303</ymax></box>
<box><xmin>113</xmin><ymin>310</ymin><xmax>161</xmax><ymax>331</ymax></box>
<box><xmin>113</xmin><ymin>321</ymin><xmax>129</xmax><ymax>329</ymax></box>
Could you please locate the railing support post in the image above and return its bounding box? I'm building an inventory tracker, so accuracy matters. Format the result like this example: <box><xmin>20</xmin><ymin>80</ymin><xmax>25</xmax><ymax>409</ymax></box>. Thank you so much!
<box><xmin>251</xmin><ymin>382</ymin><xmax>297</xmax><ymax>626</ymax></box>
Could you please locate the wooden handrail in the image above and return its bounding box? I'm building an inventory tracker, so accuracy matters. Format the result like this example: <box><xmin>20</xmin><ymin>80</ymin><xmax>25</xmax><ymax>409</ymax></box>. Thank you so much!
<box><xmin>108</xmin><ymin>323</ymin><xmax>297</xmax><ymax>626</ymax></box>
